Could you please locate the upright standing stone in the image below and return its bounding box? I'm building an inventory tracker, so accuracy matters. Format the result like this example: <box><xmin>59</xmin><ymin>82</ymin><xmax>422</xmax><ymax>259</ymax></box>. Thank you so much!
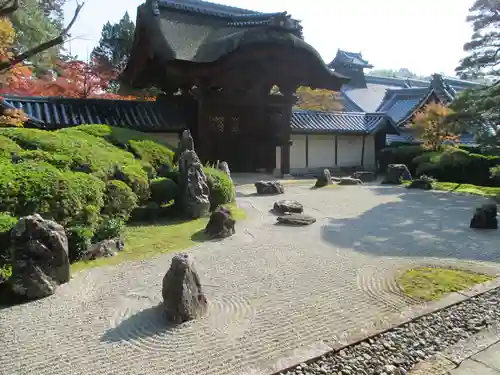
<box><xmin>315</xmin><ymin>169</ymin><xmax>332</xmax><ymax>187</ymax></box>
<box><xmin>174</xmin><ymin>129</ymin><xmax>195</xmax><ymax>165</ymax></box>
<box><xmin>161</xmin><ymin>253</ymin><xmax>208</xmax><ymax>323</ymax></box>
<box><xmin>204</xmin><ymin>206</ymin><xmax>236</xmax><ymax>238</ymax></box>
<box><xmin>470</xmin><ymin>203</ymin><xmax>498</xmax><ymax>229</ymax></box>
<box><xmin>179</xmin><ymin>150</ymin><xmax>211</xmax><ymax>218</ymax></box>
<box><xmin>7</xmin><ymin>214</ymin><xmax>70</xmax><ymax>299</ymax></box>
<box><xmin>216</xmin><ymin>161</ymin><xmax>231</xmax><ymax>180</ymax></box>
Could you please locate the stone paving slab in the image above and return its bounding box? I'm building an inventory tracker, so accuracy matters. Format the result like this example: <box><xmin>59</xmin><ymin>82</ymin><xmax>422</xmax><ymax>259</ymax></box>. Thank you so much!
<box><xmin>1</xmin><ymin>184</ymin><xmax>500</xmax><ymax>375</ymax></box>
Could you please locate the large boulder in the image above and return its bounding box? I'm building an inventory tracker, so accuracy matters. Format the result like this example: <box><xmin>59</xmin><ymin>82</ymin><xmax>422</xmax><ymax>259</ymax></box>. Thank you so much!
<box><xmin>255</xmin><ymin>181</ymin><xmax>284</xmax><ymax>195</ymax></box>
<box><xmin>174</xmin><ymin>129</ymin><xmax>195</xmax><ymax>165</ymax></box>
<box><xmin>470</xmin><ymin>203</ymin><xmax>498</xmax><ymax>229</ymax></box>
<box><xmin>338</xmin><ymin>177</ymin><xmax>363</xmax><ymax>186</ymax></box>
<box><xmin>315</xmin><ymin>169</ymin><xmax>332</xmax><ymax>188</ymax></box>
<box><xmin>383</xmin><ymin>164</ymin><xmax>412</xmax><ymax>184</ymax></box>
<box><xmin>204</xmin><ymin>206</ymin><xmax>235</xmax><ymax>239</ymax></box>
<box><xmin>7</xmin><ymin>214</ymin><xmax>70</xmax><ymax>299</ymax></box>
<box><xmin>161</xmin><ymin>253</ymin><xmax>208</xmax><ymax>323</ymax></box>
<box><xmin>276</xmin><ymin>213</ymin><xmax>316</xmax><ymax>226</ymax></box>
<box><xmin>178</xmin><ymin>150</ymin><xmax>211</xmax><ymax>218</ymax></box>
<box><xmin>352</xmin><ymin>171</ymin><xmax>376</xmax><ymax>182</ymax></box>
<box><xmin>273</xmin><ymin>200</ymin><xmax>304</xmax><ymax>215</ymax></box>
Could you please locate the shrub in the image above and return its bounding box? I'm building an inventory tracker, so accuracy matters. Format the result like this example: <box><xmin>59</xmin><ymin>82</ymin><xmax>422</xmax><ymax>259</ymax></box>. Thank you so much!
<box><xmin>102</xmin><ymin>180</ymin><xmax>138</xmax><ymax>220</ymax></box>
<box><xmin>73</xmin><ymin>125</ymin><xmax>174</xmax><ymax>174</ymax></box>
<box><xmin>0</xmin><ymin>128</ymin><xmax>151</xmax><ymax>200</ymax></box>
<box><xmin>150</xmin><ymin>177</ymin><xmax>179</xmax><ymax>205</ymax></box>
<box><xmin>0</xmin><ymin>135</ymin><xmax>22</xmax><ymax>158</ymax></box>
<box><xmin>15</xmin><ymin>150</ymin><xmax>73</xmax><ymax>169</ymax></box>
<box><xmin>66</xmin><ymin>225</ymin><xmax>93</xmax><ymax>262</ymax></box>
<box><xmin>0</xmin><ymin>160</ymin><xmax>105</xmax><ymax>229</ymax></box>
<box><xmin>93</xmin><ymin>217</ymin><xmax>125</xmax><ymax>242</ymax></box>
<box><xmin>204</xmin><ymin>167</ymin><xmax>235</xmax><ymax>209</ymax></box>
<box><xmin>0</xmin><ymin>212</ymin><xmax>17</xmax><ymax>233</ymax></box>
<box><xmin>379</xmin><ymin>145</ymin><xmax>426</xmax><ymax>175</ymax></box>
<box><xmin>413</xmin><ymin>147</ymin><xmax>500</xmax><ymax>186</ymax></box>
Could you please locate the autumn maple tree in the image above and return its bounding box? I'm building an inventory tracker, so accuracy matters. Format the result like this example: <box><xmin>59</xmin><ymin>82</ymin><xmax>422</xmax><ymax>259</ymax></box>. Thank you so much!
<box><xmin>412</xmin><ymin>102</ymin><xmax>458</xmax><ymax>151</ymax></box>
<box><xmin>294</xmin><ymin>86</ymin><xmax>344</xmax><ymax>112</ymax></box>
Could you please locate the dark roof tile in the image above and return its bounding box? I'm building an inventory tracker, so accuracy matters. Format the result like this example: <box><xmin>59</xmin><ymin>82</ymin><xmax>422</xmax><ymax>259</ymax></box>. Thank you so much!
<box><xmin>1</xmin><ymin>95</ymin><xmax>185</xmax><ymax>132</ymax></box>
<box><xmin>291</xmin><ymin>110</ymin><xmax>399</xmax><ymax>134</ymax></box>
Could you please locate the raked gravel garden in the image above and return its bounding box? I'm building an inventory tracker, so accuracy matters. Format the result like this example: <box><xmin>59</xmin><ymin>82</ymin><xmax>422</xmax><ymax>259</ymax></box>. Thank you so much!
<box><xmin>2</xmin><ymin>180</ymin><xmax>500</xmax><ymax>375</ymax></box>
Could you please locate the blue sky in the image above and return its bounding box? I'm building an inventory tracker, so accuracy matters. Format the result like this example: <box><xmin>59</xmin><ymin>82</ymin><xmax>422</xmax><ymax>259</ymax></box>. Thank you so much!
<box><xmin>63</xmin><ymin>0</ymin><xmax>476</xmax><ymax>76</ymax></box>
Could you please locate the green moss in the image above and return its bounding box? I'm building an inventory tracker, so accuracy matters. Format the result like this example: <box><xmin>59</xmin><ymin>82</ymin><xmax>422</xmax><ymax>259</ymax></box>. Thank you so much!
<box><xmin>398</xmin><ymin>267</ymin><xmax>494</xmax><ymax>301</ymax></box>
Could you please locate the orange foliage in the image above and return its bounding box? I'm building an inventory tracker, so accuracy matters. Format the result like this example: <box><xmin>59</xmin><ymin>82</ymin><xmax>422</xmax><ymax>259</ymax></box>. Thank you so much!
<box><xmin>294</xmin><ymin>86</ymin><xmax>344</xmax><ymax>112</ymax></box>
<box><xmin>412</xmin><ymin>102</ymin><xmax>457</xmax><ymax>150</ymax></box>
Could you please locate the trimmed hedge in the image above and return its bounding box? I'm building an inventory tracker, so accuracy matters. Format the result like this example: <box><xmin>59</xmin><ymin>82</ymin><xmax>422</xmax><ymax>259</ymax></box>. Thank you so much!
<box><xmin>0</xmin><ymin>128</ymin><xmax>151</xmax><ymax>201</ymax></box>
<box><xmin>73</xmin><ymin>125</ymin><xmax>175</xmax><ymax>174</ymax></box>
<box><xmin>0</xmin><ymin>159</ymin><xmax>105</xmax><ymax>229</ymax></box>
<box><xmin>102</xmin><ymin>180</ymin><xmax>138</xmax><ymax>220</ymax></box>
<box><xmin>150</xmin><ymin>177</ymin><xmax>178</xmax><ymax>205</ymax></box>
<box><xmin>414</xmin><ymin>147</ymin><xmax>500</xmax><ymax>186</ymax></box>
<box><xmin>204</xmin><ymin>167</ymin><xmax>235</xmax><ymax>208</ymax></box>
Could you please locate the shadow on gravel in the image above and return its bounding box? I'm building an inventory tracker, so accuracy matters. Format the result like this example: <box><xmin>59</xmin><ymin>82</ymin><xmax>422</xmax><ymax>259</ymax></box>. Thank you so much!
<box><xmin>321</xmin><ymin>185</ymin><xmax>500</xmax><ymax>263</ymax></box>
<box><xmin>101</xmin><ymin>304</ymin><xmax>181</xmax><ymax>343</ymax></box>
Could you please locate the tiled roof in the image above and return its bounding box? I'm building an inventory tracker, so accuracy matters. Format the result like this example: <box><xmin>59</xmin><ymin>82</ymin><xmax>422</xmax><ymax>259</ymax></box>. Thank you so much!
<box><xmin>386</xmin><ymin>132</ymin><xmax>477</xmax><ymax>145</ymax></box>
<box><xmin>328</xmin><ymin>50</ymin><xmax>373</xmax><ymax>69</ymax></box>
<box><xmin>365</xmin><ymin>74</ymin><xmax>483</xmax><ymax>92</ymax></box>
<box><xmin>375</xmin><ymin>88</ymin><xmax>429</xmax><ymax>124</ymax></box>
<box><xmin>1</xmin><ymin>95</ymin><xmax>185</xmax><ymax>132</ymax></box>
<box><xmin>157</xmin><ymin>0</ymin><xmax>267</xmax><ymax>17</ymax></box>
<box><xmin>291</xmin><ymin>110</ymin><xmax>399</xmax><ymax>134</ymax></box>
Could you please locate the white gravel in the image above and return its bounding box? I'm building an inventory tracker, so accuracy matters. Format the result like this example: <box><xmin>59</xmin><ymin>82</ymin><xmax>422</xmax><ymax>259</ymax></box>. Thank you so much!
<box><xmin>0</xmin><ymin>184</ymin><xmax>499</xmax><ymax>375</ymax></box>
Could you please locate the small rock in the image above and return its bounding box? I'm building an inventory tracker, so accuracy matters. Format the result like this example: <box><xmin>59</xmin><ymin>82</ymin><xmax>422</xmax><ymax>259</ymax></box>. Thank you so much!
<box><xmin>352</xmin><ymin>171</ymin><xmax>376</xmax><ymax>182</ymax></box>
<box><xmin>338</xmin><ymin>177</ymin><xmax>363</xmax><ymax>186</ymax></box>
<box><xmin>204</xmin><ymin>206</ymin><xmax>235</xmax><ymax>238</ymax></box>
<box><xmin>255</xmin><ymin>181</ymin><xmax>284</xmax><ymax>195</ymax></box>
<box><xmin>82</xmin><ymin>237</ymin><xmax>125</xmax><ymax>261</ymax></box>
<box><xmin>382</xmin><ymin>164</ymin><xmax>412</xmax><ymax>184</ymax></box>
<box><xmin>315</xmin><ymin>169</ymin><xmax>332</xmax><ymax>187</ymax></box>
<box><xmin>273</xmin><ymin>200</ymin><xmax>304</xmax><ymax>215</ymax></box>
<box><xmin>470</xmin><ymin>203</ymin><xmax>498</xmax><ymax>229</ymax></box>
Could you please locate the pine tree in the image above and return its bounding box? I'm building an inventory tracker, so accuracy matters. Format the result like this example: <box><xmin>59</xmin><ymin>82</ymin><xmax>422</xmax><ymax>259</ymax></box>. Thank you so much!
<box><xmin>456</xmin><ymin>0</ymin><xmax>500</xmax><ymax>79</ymax></box>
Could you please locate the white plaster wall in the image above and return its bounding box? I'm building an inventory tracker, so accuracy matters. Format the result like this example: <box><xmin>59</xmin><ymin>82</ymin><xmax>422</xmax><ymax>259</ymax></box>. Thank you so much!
<box><xmin>290</xmin><ymin>134</ymin><xmax>307</xmax><ymax>169</ymax></box>
<box><xmin>152</xmin><ymin>132</ymin><xmax>180</xmax><ymax>148</ymax></box>
<box><xmin>337</xmin><ymin>135</ymin><xmax>363</xmax><ymax>167</ymax></box>
<box><xmin>308</xmin><ymin>134</ymin><xmax>335</xmax><ymax>168</ymax></box>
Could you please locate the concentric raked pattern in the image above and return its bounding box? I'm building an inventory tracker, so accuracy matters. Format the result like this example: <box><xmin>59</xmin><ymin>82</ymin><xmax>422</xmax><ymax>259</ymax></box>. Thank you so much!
<box><xmin>1</xmin><ymin>184</ymin><xmax>500</xmax><ymax>375</ymax></box>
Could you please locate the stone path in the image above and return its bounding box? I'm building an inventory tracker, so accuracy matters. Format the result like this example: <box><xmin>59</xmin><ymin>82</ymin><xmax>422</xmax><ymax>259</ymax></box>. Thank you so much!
<box><xmin>1</xmin><ymin>183</ymin><xmax>500</xmax><ymax>375</ymax></box>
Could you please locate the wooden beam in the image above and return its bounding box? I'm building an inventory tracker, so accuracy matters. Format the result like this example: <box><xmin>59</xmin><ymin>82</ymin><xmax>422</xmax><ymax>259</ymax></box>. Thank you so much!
<box><xmin>361</xmin><ymin>134</ymin><xmax>366</xmax><ymax>167</ymax></box>
<box><xmin>334</xmin><ymin>135</ymin><xmax>338</xmax><ymax>166</ymax></box>
<box><xmin>305</xmin><ymin>134</ymin><xmax>309</xmax><ymax>168</ymax></box>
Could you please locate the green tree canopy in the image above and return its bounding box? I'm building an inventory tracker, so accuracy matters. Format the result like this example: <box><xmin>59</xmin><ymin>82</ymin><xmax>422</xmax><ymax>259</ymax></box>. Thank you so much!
<box><xmin>456</xmin><ymin>0</ymin><xmax>500</xmax><ymax>79</ymax></box>
<box><xmin>91</xmin><ymin>12</ymin><xmax>135</xmax><ymax>73</ymax></box>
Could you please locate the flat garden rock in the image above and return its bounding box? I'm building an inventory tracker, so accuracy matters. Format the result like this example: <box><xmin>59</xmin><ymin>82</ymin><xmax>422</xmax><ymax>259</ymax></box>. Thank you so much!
<box><xmin>352</xmin><ymin>171</ymin><xmax>376</xmax><ymax>182</ymax></box>
<box><xmin>338</xmin><ymin>177</ymin><xmax>363</xmax><ymax>185</ymax></box>
<box><xmin>315</xmin><ymin>169</ymin><xmax>332</xmax><ymax>187</ymax></box>
<box><xmin>273</xmin><ymin>200</ymin><xmax>304</xmax><ymax>215</ymax></box>
<box><xmin>82</xmin><ymin>237</ymin><xmax>125</xmax><ymax>261</ymax></box>
<box><xmin>470</xmin><ymin>203</ymin><xmax>498</xmax><ymax>229</ymax></box>
<box><xmin>255</xmin><ymin>181</ymin><xmax>284</xmax><ymax>195</ymax></box>
<box><xmin>276</xmin><ymin>213</ymin><xmax>316</xmax><ymax>226</ymax></box>
<box><xmin>7</xmin><ymin>214</ymin><xmax>70</xmax><ymax>300</ymax></box>
<box><xmin>161</xmin><ymin>253</ymin><xmax>208</xmax><ymax>323</ymax></box>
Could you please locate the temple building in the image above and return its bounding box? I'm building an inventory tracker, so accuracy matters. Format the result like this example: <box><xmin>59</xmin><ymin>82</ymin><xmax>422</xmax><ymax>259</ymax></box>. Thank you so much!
<box><xmin>329</xmin><ymin>50</ymin><xmax>483</xmax><ymax>144</ymax></box>
<box><xmin>1</xmin><ymin>1</ymin><xmax>480</xmax><ymax>175</ymax></box>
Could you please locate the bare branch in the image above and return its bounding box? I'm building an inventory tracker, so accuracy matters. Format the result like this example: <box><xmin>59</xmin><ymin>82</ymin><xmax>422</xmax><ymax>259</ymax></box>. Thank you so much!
<box><xmin>0</xmin><ymin>2</ymin><xmax>85</xmax><ymax>73</ymax></box>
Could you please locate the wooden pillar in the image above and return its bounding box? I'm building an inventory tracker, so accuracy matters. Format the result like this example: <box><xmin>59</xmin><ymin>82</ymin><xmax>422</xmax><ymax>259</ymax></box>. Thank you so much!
<box><xmin>334</xmin><ymin>134</ymin><xmax>338</xmax><ymax>166</ymax></box>
<box><xmin>305</xmin><ymin>134</ymin><xmax>309</xmax><ymax>168</ymax></box>
<box><xmin>279</xmin><ymin>83</ymin><xmax>296</xmax><ymax>177</ymax></box>
<box><xmin>361</xmin><ymin>133</ymin><xmax>366</xmax><ymax>167</ymax></box>
<box><xmin>195</xmin><ymin>84</ymin><xmax>208</xmax><ymax>162</ymax></box>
